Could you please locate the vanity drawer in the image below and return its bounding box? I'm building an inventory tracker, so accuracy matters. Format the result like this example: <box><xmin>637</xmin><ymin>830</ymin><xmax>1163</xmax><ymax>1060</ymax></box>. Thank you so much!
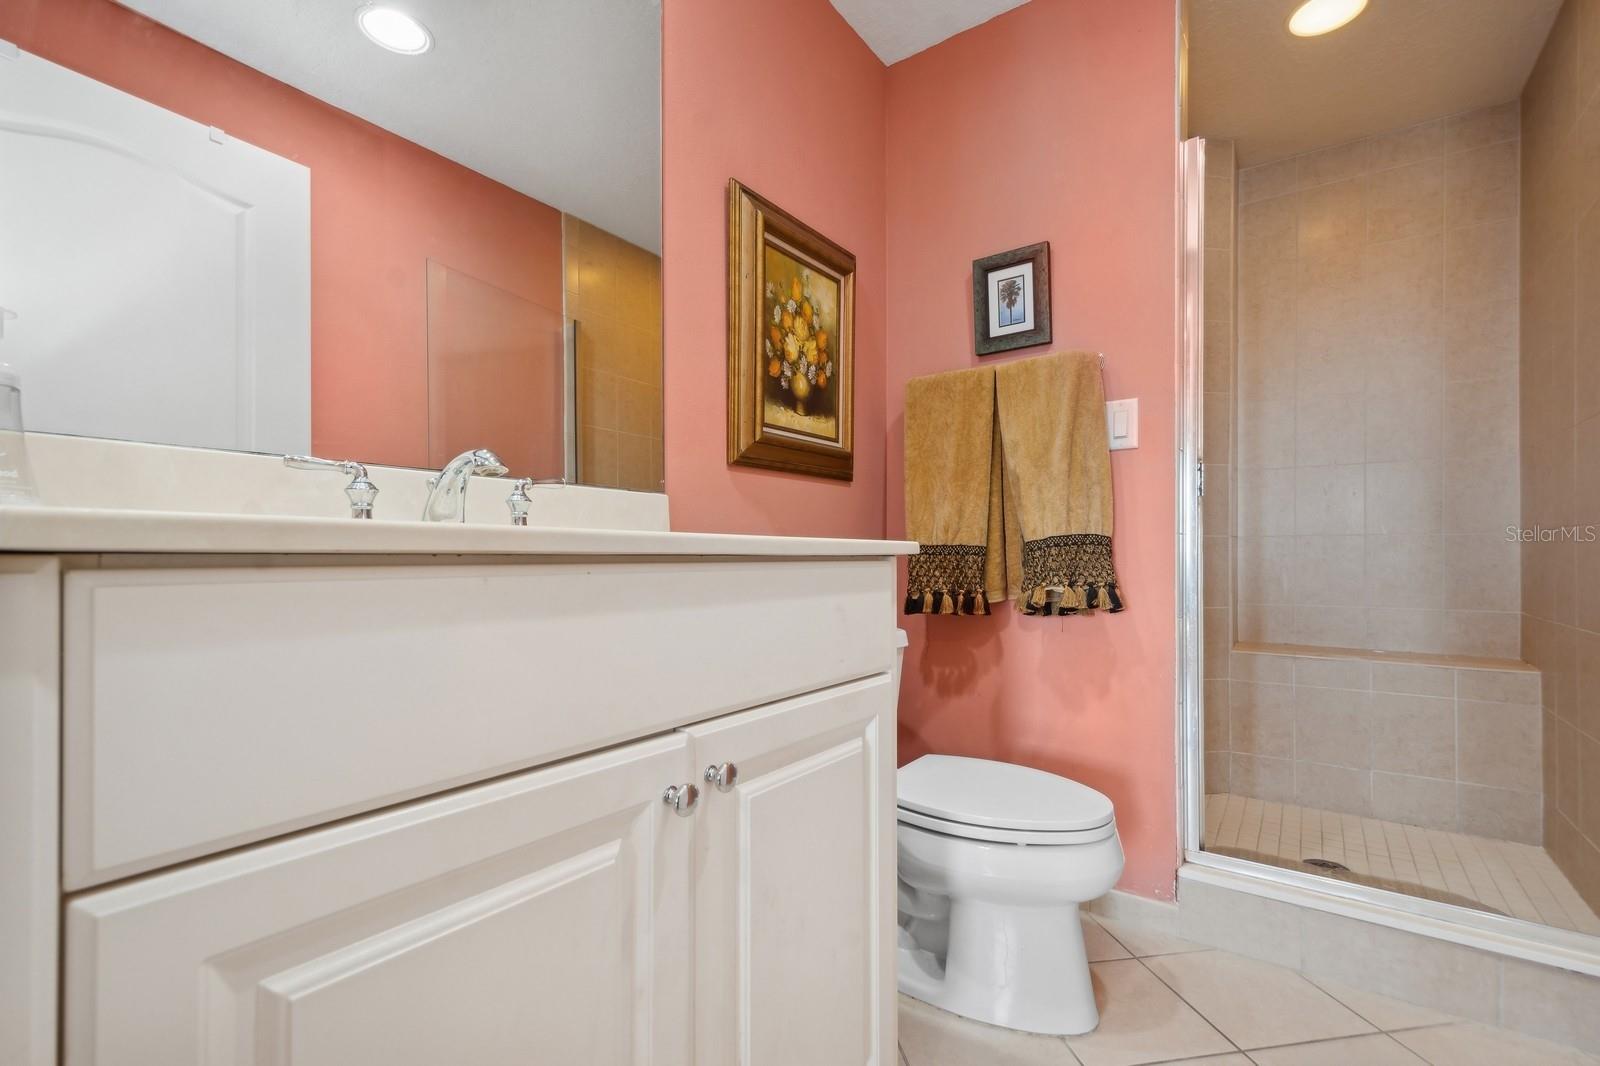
<box><xmin>62</xmin><ymin>558</ymin><xmax>894</xmax><ymax>888</ymax></box>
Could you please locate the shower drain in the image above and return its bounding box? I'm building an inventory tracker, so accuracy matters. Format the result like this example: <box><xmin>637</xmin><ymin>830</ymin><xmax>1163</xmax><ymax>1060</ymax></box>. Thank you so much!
<box><xmin>1302</xmin><ymin>858</ymin><xmax>1352</xmax><ymax>872</ymax></box>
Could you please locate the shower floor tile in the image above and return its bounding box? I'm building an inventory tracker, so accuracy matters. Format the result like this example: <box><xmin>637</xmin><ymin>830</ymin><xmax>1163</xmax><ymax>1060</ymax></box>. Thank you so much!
<box><xmin>1204</xmin><ymin>793</ymin><xmax>1600</xmax><ymax>936</ymax></box>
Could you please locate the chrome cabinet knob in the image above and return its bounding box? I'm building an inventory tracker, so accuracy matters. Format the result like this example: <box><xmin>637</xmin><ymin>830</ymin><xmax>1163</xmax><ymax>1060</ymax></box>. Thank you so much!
<box><xmin>663</xmin><ymin>782</ymin><xmax>700</xmax><ymax>816</ymax></box>
<box><xmin>703</xmin><ymin>762</ymin><xmax>738</xmax><ymax>793</ymax></box>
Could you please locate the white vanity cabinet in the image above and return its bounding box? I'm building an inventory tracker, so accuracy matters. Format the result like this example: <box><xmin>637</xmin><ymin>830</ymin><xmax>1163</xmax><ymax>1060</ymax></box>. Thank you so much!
<box><xmin>1</xmin><ymin>539</ymin><xmax>907</xmax><ymax>1066</ymax></box>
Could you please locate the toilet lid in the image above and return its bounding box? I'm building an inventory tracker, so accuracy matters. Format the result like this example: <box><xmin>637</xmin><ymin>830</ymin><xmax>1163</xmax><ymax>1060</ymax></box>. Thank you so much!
<box><xmin>897</xmin><ymin>755</ymin><xmax>1114</xmax><ymax>833</ymax></box>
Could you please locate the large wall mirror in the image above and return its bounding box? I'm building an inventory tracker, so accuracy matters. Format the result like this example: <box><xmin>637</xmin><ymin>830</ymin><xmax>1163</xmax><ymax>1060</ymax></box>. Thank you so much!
<box><xmin>0</xmin><ymin>0</ymin><xmax>662</xmax><ymax>492</ymax></box>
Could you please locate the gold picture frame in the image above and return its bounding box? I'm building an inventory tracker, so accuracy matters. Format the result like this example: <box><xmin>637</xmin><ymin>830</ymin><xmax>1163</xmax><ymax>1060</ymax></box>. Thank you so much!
<box><xmin>727</xmin><ymin>179</ymin><xmax>856</xmax><ymax>481</ymax></box>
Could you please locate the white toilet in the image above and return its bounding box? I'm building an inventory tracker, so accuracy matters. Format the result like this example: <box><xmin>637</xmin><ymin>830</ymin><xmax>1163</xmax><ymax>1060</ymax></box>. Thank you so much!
<box><xmin>895</xmin><ymin>753</ymin><xmax>1124</xmax><ymax>1035</ymax></box>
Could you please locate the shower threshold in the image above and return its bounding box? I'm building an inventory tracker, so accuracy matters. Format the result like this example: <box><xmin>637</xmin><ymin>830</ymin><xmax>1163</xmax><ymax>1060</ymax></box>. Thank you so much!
<box><xmin>1204</xmin><ymin>793</ymin><xmax>1600</xmax><ymax>936</ymax></box>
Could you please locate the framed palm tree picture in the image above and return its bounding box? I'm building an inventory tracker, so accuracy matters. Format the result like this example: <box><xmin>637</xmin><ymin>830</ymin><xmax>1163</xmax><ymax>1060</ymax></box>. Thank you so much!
<box><xmin>973</xmin><ymin>242</ymin><xmax>1051</xmax><ymax>355</ymax></box>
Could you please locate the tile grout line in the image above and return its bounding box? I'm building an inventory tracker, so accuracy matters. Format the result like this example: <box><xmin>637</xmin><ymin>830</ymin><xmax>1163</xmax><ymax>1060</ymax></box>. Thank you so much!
<box><xmin>1301</xmin><ymin>975</ymin><xmax>1400</xmax><ymax>1036</ymax></box>
<box><xmin>1128</xmin><ymin>951</ymin><xmax>1244</xmax><ymax>1056</ymax></box>
<box><xmin>1237</xmin><ymin>1026</ymin><xmax>1448</xmax><ymax>1061</ymax></box>
<box><xmin>1129</xmin><ymin>954</ymin><xmax>1481</xmax><ymax>1063</ymax></box>
<box><xmin>1085</xmin><ymin>912</ymin><xmax>1134</xmax><ymax>960</ymax></box>
<box><xmin>1240</xmin><ymin>119</ymin><xmax>1517</xmax><ymax>187</ymax></box>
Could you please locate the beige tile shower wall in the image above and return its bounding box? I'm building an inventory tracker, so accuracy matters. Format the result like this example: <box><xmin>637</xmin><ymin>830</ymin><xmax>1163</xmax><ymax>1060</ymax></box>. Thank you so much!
<box><xmin>1519</xmin><ymin>0</ymin><xmax>1600</xmax><ymax>914</ymax></box>
<box><xmin>1220</xmin><ymin>648</ymin><xmax>1543</xmax><ymax>844</ymax></box>
<box><xmin>565</xmin><ymin>215</ymin><xmax>664</xmax><ymax>492</ymax></box>
<box><xmin>1232</xmin><ymin>106</ymin><xmax>1522</xmax><ymax>659</ymax></box>
<box><xmin>1203</xmin><ymin>141</ymin><xmax>1238</xmax><ymax>794</ymax></box>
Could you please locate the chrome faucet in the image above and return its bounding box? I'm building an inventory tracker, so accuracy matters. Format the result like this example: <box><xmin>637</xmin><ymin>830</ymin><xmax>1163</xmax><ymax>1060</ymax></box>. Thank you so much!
<box><xmin>422</xmin><ymin>448</ymin><xmax>507</xmax><ymax>522</ymax></box>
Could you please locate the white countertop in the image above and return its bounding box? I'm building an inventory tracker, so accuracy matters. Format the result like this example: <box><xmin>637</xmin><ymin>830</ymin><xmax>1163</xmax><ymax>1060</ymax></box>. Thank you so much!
<box><xmin>0</xmin><ymin>505</ymin><xmax>918</xmax><ymax>558</ymax></box>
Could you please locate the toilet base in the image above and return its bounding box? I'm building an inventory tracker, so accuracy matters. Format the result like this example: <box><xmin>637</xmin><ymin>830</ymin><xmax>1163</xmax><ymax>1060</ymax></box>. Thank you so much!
<box><xmin>897</xmin><ymin>898</ymin><xmax>1099</xmax><ymax>1036</ymax></box>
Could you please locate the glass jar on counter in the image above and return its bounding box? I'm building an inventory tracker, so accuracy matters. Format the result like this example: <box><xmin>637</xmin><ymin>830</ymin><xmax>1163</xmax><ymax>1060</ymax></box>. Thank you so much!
<box><xmin>0</xmin><ymin>362</ymin><xmax>40</xmax><ymax>505</ymax></box>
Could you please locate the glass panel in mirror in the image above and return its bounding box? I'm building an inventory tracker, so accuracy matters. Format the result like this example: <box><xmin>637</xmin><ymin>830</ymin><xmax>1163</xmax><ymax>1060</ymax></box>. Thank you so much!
<box><xmin>0</xmin><ymin>0</ymin><xmax>662</xmax><ymax>492</ymax></box>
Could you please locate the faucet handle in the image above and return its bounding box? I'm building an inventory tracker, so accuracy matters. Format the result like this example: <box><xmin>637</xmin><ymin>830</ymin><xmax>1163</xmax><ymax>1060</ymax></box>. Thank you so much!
<box><xmin>284</xmin><ymin>455</ymin><xmax>379</xmax><ymax>520</ymax></box>
<box><xmin>505</xmin><ymin>476</ymin><xmax>566</xmax><ymax>526</ymax></box>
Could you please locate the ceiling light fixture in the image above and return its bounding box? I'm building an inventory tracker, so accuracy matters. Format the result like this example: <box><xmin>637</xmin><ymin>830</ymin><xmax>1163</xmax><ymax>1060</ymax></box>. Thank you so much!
<box><xmin>1287</xmin><ymin>0</ymin><xmax>1368</xmax><ymax>37</ymax></box>
<box><xmin>356</xmin><ymin>5</ymin><xmax>433</xmax><ymax>55</ymax></box>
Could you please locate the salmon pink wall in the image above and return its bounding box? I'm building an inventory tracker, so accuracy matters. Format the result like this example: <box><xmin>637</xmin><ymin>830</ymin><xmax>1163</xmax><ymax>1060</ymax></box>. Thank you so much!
<box><xmin>662</xmin><ymin>0</ymin><xmax>1179</xmax><ymax>896</ymax></box>
<box><xmin>661</xmin><ymin>0</ymin><xmax>887</xmax><ymax>538</ymax></box>
<box><xmin>885</xmin><ymin>0</ymin><xmax>1180</xmax><ymax>898</ymax></box>
<box><xmin>1</xmin><ymin>0</ymin><xmax>564</xmax><ymax>469</ymax></box>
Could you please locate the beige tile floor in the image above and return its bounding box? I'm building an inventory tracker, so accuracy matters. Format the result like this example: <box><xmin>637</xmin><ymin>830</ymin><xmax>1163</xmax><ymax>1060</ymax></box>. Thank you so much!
<box><xmin>896</xmin><ymin>914</ymin><xmax>1600</xmax><ymax>1065</ymax></box>
<box><xmin>1204</xmin><ymin>793</ymin><xmax>1600</xmax><ymax>935</ymax></box>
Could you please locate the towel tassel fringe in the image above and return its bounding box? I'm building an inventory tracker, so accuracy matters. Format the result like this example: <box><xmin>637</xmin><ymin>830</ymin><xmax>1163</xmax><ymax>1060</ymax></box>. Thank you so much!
<box><xmin>1019</xmin><ymin>581</ymin><xmax>1125</xmax><ymax>616</ymax></box>
<box><xmin>903</xmin><ymin>588</ymin><xmax>991</xmax><ymax>616</ymax></box>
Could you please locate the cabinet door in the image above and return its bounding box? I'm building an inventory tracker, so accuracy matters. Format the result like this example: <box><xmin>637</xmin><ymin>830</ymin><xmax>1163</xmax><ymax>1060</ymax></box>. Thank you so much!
<box><xmin>64</xmin><ymin>734</ymin><xmax>694</xmax><ymax>1066</ymax></box>
<box><xmin>686</xmin><ymin>675</ymin><xmax>897</xmax><ymax>1066</ymax></box>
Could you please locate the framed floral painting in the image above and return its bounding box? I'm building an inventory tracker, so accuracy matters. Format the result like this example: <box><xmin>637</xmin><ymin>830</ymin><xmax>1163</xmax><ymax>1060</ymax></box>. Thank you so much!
<box><xmin>727</xmin><ymin>179</ymin><xmax>856</xmax><ymax>480</ymax></box>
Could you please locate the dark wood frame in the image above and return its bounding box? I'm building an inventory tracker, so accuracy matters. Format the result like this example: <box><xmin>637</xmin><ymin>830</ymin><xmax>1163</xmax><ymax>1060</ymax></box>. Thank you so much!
<box><xmin>973</xmin><ymin>242</ymin><xmax>1052</xmax><ymax>356</ymax></box>
<box><xmin>727</xmin><ymin>179</ymin><xmax>856</xmax><ymax>481</ymax></box>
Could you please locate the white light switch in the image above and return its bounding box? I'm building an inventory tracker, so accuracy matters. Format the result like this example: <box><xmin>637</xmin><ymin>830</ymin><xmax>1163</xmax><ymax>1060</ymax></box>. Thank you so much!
<box><xmin>1106</xmin><ymin>398</ymin><xmax>1138</xmax><ymax>451</ymax></box>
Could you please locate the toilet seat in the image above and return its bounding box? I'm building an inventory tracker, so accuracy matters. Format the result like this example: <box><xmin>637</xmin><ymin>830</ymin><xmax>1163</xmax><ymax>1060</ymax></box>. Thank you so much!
<box><xmin>896</xmin><ymin>805</ymin><xmax>1116</xmax><ymax>845</ymax></box>
<box><xmin>896</xmin><ymin>754</ymin><xmax>1115</xmax><ymax>845</ymax></box>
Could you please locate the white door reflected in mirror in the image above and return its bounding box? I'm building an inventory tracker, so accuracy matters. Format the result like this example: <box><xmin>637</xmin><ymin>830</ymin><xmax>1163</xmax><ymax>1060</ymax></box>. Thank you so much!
<box><xmin>0</xmin><ymin>52</ymin><xmax>311</xmax><ymax>455</ymax></box>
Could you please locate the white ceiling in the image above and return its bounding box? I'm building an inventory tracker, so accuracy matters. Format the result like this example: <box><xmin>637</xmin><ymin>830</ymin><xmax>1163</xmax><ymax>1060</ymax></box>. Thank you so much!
<box><xmin>828</xmin><ymin>0</ymin><xmax>1031</xmax><ymax>65</ymax></box>
<box><xmin>1189</xmin><ymin>0</ymin><xmax>1562</xmax><ymax>167</ymax></box>
<box><xmin>116</xmin><ymin>0</ymin><xmax>662</xmax><ymax>252</ymax></box>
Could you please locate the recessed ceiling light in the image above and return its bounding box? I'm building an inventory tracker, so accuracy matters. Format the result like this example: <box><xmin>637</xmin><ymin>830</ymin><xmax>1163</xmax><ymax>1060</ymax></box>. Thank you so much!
<box><xmin>356</xmin><ymin>5</ymin><xmax>433</xmax><ymax>55</ymax></box>
<box><xmin>1287</xmin><ymin>0</ymin><xmax>1368</xmax><ymax>37</ymax></box>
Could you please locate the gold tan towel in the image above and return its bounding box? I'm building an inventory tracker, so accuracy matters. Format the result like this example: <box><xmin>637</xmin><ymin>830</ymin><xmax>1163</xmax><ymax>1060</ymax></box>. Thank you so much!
<box><xmin>903</xmin><ymin>365</ymin><xmax>995</xmax><ymax>615</ymax></box>
<box><xmin>995</xmin><ymin>350</ymin><xmax>1123</xmax><ymax>614</ymax></box>
<box><xmin>903</xmin><ymin>350</ymin><xmax>1124</xmax><ymax>617</ymax></box>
